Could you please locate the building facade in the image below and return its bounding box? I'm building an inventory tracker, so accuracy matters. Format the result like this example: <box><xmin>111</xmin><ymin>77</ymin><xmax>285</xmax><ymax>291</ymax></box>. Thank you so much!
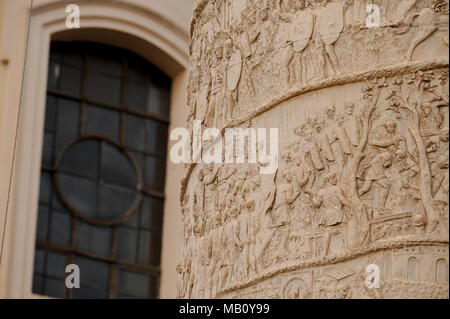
<box><xmin>0</xmin><ymin>0</ymin><xmax>192</xmax><ymax>298</ymax></box>
<box><xmin>180</xmin><ymin>0</ymin><xmax>449</xmax><ymax>299</ymax></box>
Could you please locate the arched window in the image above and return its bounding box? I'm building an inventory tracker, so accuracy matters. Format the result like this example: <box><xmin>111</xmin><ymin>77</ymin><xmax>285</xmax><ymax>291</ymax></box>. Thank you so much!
<box><xmin>32</xmin><ymin>42</ymin><xmax>170</xmax><ymax>299</ymax></box>
<box><xmin>407</xmin><ymin>257</ymin><xmax>418</xmax><ymax>282</ymax></box>
<box><xmin>436</xmin><ymin>259</ymin><xmax>448</xmax><ymax>283</ymax></box>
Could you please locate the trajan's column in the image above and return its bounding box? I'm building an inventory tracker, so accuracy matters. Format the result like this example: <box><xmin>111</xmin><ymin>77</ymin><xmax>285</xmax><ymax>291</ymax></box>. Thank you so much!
<box><xmin>179</xmin><ymin>0</ymin><xmax>449</xmax><ymax>299</ymax></box>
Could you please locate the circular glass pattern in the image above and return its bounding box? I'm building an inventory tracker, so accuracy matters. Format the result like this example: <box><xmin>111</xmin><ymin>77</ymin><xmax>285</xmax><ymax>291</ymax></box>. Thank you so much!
<box><xmin>54</xmin><ymin>136</ymin><xmax>142</xmax><ymax>225</ymax></box>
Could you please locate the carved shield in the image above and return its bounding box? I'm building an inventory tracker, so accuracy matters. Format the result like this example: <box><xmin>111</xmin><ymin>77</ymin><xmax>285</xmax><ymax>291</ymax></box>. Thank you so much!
<box><xmin>318</xmin><ymin>2</ymin><xmax>344</xmax><ymax>45</ymax></box>
<box><xmin>292</xmin><ymin>10</ymin><xmax>314</xmax><ymax>53</ymax></box>
<box><xmin>227</xmin><ymin>51</ymin><xmax>242</xmax><ymax>92</ymax></box>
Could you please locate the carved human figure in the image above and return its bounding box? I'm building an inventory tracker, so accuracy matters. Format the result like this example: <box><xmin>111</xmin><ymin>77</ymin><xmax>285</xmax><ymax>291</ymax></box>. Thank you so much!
<box><xmin>324</xmin><ymin>106</ymin><xmax>353</xmax><ymax>170</ymax></box>
<box><xmin>393</xmin><ymin>148</ymin><xmax>416</xmax><ymax>174</ymax></box>
<box><xmin>432</xmin><ymin>154</ymin><xmax>449</xmax><ymax>210</ymax></box>
<box><xmin>252</xmin><ymin>6</ymin><xmax>276</xmax><ymax>67</ymax></box>
<box><xmin>206</xmin><ymin>47</ymin><xmax>225</xmax><ymax>128</ymax></box>
<box><xmin>181</xmin><ymin>194</ymin><xmax>191</xmax><ymax>246</ymax></box>
<box><xmin>312</xmin><ymin>172</ymin><xmax>348</xmax><ymax>227</ymax></box>
<box><xmin>193</xmin><ymin>170</ymin><xmax>206</xmax><ymax>236</ymax></box>
<box><xmin>311</xmin><ymin>36</ymin><xmax>326</xmax><ymax>80</ymax></box>
<box><xmin>185</xmin><ymin>236</ymin><xmax>197</xmax><ymax>298</ymax></box>
<box><xmin>218</xmin><ymin>163</ymin><xmax>237</xmax><ymax>184</ymax></box>
<box><xmin>293</xmin><ymin>155</ymin><xmax>312</xmax><ymax>191</ymax></box>
<box><xmin>318</xmin><ymin>1</ymin><xmax>344</xmax><ymax>76</ymax></box>
<box><xmin>370</xmin><ymin>119</ymin><xmax>407</xmax><ymax>154</ymax></box>
<box><xmin>237</xmin><ymin>200</ymin><xmax>250</xmax><ymax>280</ymax></box>
<box><xmin>420</xmin><ymin>103</ymin><xmax>443</xmax><ymax>137</ymax></box>
<box><xmin>247</xmin><ymin>209</ymin><xmax>261</xmax><ymax>276</ymax></box>
<box><xmin>312</xmin><ymin>172</ymin><xmax>350</xmax><ymax>254</ymax></box>
<box><xmin>203</xmin><ymin>164</ymin><xmax>218</xmax><ymax>217</ymax></box>
<box><xmin>290</xmin><ymin>2</ymin><xmax>314</xmax><ymax>85</ymax></box>
<box><xmin>295</xmin><ymin>121</ymin><xmax>325</xmax><ymax>171</ymax></box>
<box><xmin>225</xmin><ymin>39</ymin><xmax>242</xmax><ymax>123</ymax></box>
<box><xmin>197</xmin><ymin>234</ymin><xmax>210</xmax><ymax>298</ymax></box>
<box><xmin>385</xmin><ymin>150</ymin><xmax>417</xmax><ymax>210</ymax></box>
<box><xmin>225</xmin><ymin>178</ymin><xmax>238</xmax><ymax>216</ymax></box>
<box><xmin>313</xmin><ymin>117</ymin><xmax>335</xmax><ymax>166</ymax></box>
<box><xmin>275</xmin><ymin>33</ymin><xmax>295</xmax><ymax>89</ymax></box>
<box><xmin>271</xmin><ymin>169</ymin><xmax>301</xmax><ymax>256</ymax></box>
<box><xmin>254</xmin><ymin>171</ymin><xmax>278</xmax><ymax>261</ymax></box>
<box><xmin>358</xmin><ymin>152</ymin><xmax>393</xmax><ymax>210</ymax></box>
<box><xmin>206</xmin><ymin>211</ymin><xmax>225</xmax><ymax>296</ymax></box>
<box><xmin>245</xmin><ymin>179</ymin><xmax>267</xmax><ymax>274</ymax></box>
<box><xmin>223</xmin><ymin>207</ymin><xmax>242</xmax><ymax>285</ymax></box>
<box><xmin>342</xmin><ymin>102</ymin><xmax>360</xmax><ymax>147</ymax></box>
<box><xmin>277</xmin><ymin>0</ymin><xmax>293</xmax><ymax>13</ymax></box>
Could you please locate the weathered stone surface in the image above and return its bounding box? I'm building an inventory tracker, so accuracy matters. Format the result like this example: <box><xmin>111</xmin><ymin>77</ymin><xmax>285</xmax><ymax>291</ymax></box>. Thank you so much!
<box><xmin>180</xmin><ymin>0</ymin><xmax>449</xmax><ymax>299</ymax></box>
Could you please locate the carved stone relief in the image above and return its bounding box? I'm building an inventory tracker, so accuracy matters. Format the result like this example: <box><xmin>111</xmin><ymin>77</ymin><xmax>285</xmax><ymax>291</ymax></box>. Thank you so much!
<box><xmin>182</xmin><ymin>0</ymin><xmax>449</xmax><ymax>299</ymax></box>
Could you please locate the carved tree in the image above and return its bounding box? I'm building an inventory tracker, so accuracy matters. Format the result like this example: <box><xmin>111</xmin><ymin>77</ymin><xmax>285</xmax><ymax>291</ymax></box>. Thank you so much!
<box><xmin>340</xmin><ymin>80</ymin><xmax>384</xmax><ymax>247</ymax></box>
<box><xmin>392</xmin><ymin>73</ymin><xmax>444</xmax><ymax>234</ymax></box>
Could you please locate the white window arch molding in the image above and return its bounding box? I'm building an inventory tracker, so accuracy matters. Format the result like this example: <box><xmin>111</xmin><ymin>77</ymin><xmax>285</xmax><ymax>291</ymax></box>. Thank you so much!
<box><xmin>2</xmin><ymin>0</ymin><xmax>189</xmax><ymax>298</ymax></box>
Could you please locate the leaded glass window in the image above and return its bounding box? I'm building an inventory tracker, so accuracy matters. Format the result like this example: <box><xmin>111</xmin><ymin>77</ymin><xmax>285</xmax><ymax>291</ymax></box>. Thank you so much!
<box><xmin>32</xmin><ymin>42</ymin><xmax>171</xmax><ymax>299</ymax></box>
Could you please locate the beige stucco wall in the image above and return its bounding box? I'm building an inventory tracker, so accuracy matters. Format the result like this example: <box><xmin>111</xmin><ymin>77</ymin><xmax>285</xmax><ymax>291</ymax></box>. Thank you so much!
<box><xmin>0</xmin><ymin>0</ymin><xmax>191</xmax><ymax>299</ymax></box>
<box><xmin>0</xmin><ymin>0</ymin><xmax>31</xmax><ymax>272</ymax></box>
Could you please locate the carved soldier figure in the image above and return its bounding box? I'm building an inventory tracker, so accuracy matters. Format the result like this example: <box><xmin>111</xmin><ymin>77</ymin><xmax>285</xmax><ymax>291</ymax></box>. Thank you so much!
<box><xmin>420</xmin><ymin>103</ymin><xmax>443</xmax><ymax>137</ymax></box>
<box><xmin>218</xmin><ymin>163</ymin><xmax>236</xmax><ymax>184</ymax></box>
<box><xmin>207</xmin><ymin>221</ymin><xmax>225</xmax><ymax>297</ymax></box>
<box><xmin>247</xmin><ymin>208</ymin><xmax>261</xmax><ymax>276</ymax></box>
<box><xmin>311</xmin><ymin>36</ymin><xmax>326</xmax><ymax>80</ymax></box>
<box><xmin>291</xmin><ymin>1</ymin><xmax>314</xmax><ymax>85</ymax></box>
<box><xmin>276</xmin><ymin>0</ymin><xmax>294</xmax><ymax>13</ymax></box>
<box><xmin>432</xmin><ymin>154</ymin><xmax>449</xmax><ymax>209</ymax></box>
<box><xmin>225</xmin><ymin>39</ymin><xmax>242</xmax><ymax>123</ymax></box>
<box><xmin>312</xmin><ymin>172</ymin><xmax>350</xmax><ymax>254</ymax></box>
<box><xmin>295</xmin><ymin>121</ymin><xmax>325</xmax><ymax>171</ymax></box>
<box><xmin>224</xmin><ymin>209</ymin><xmax>242</xmax><ymax>284</ymax></box>
<box><xmin>313</xmin><ymin>172</ymin><xmax>348</xmax><ymax>227</ymax></box>
<box><xmin>237</xmin><ymin>199</ymin><xmax>249</xmax><ymax>280</ymax></box>
<box><xmin>197</xmin><ymin>234</ymin><xmax>210</xmax><ymax>298</ymax></box>
<box><xmin>313</xmin><ymin>117</ymin><xmax>335</xmax><ymax>166</ymax></box>
<box><xmin>206</xmin><ymin>46</ymin><xmax>225</xmax><ymax>128</ymax></box>
<box><xmin>324</xmin><ymin>106</ymin><xmax>353</xmax><ymax>170</ymax></box>
<box><xmin>342</xmin><ymin>102</ymin><xmax>360</xmax><ymax>147</ymax></box>
<box><xmin>203</xmin><ymin>163</ymin><xmax>218</xmax><ymax>218</ymax></box>
<box><xmin>385</xmin><ymin>149</ymin><xmax>417</xmax><ymax>210</ymax></box>
<box><xmin>185</xmin><ymin>236</ymin><xmax>197</xmax><ymax>298</ymax></box>
<box><xmin>392</xmin><ymin>148</ymin><xmax>416</xmax><ymax>174</ymax></box>
<box><xmin>195</xmin><ymin>65</ymin><xmax>211</xmax><ymax>124</ymax></box>
<box><xmin>181</xmin><ymin>194</ymin><xmax>191</xmax><ymax>246</ymax></box>
<box><xmin>358</xmin><ymin>152</ymin><xmax>393</xmax><ymax>210</ymax></box>
<box><xmin>271</xmin><ymin>169</ymin><xmax>301</xmax><ymax>256</ymax></box>
<box><xmin>293</xmin><ymin>154</ymin><xmax>312</xmax><ymax>191</ymax></box>
<box><xmin>245</xmin><ymin>180</ymin><xmax>266</xmax><ymax>274</ymax></box>
<box><xmin>252</xmin><ymin>6</ymin><xmax>277</xmax><ymax>69</ymax></box>
<box><xmin>193</xmin><ymin>170</ymin><xmax>206</xmax><ymax>236</ymax></box>
<box><xmin>370</xmin><ymin>119</ymin><xmax>408</xmax><ymax>154</ymax></box>
<box><xmin>318</xmin><ymin>1</ymin><xmax>344</xmax><ymax>76</ymax></box>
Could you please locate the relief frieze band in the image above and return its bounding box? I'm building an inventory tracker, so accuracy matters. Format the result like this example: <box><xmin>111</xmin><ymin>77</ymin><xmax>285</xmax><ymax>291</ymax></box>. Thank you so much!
<box><xmin>181</xmin><ymin>0</ymin><xmax>449</xmax><ymax>299</ymax></box>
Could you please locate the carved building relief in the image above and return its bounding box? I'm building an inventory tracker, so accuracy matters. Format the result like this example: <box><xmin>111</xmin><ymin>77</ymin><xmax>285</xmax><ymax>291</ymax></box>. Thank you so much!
<box><xmin>182</xmin><ymin>0</ymin><xmax>449</xmax><ymax>299</ymax></box>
